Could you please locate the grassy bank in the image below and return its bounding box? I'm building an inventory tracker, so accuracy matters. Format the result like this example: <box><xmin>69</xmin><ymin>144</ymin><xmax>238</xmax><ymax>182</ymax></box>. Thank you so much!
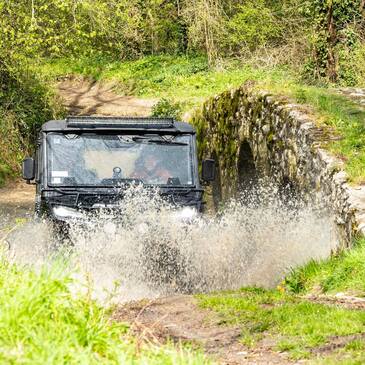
<box><xmin>285</xmin><ymin>237</ymin><xmax>365</xmax><ymax>296</ymax></box>
<box><xmin>197</xmin><ymin>237</ymin><xmax>365</xmax><ymax>363</ymax></box>
<box><xmin>0</xmin><ymin>258</ymin><xmax>208</xmax><ymax>364</ymax></box>
<box><xmin>0</xmin><ymin>59</ymin><xmax>64</xmax><ymax>187</ymax></box>
<box><xmin>39</xmin><ymin>55</ymin><xmax>365</xmax><ymax>184</ymax></box>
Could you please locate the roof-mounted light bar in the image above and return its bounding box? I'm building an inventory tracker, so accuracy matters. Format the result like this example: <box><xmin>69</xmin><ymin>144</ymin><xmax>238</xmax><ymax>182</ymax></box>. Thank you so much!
<box><xmin>66</xmin><ymin>116</ymin><xmax>175</xmax><ymax>129</ymax></box>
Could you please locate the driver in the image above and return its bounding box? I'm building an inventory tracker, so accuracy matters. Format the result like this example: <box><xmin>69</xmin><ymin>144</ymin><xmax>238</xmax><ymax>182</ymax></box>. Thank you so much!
<box><xmin>131</xmin><ymin>152</ymin><xmax>172</xmax><ymax>184</ymax></box>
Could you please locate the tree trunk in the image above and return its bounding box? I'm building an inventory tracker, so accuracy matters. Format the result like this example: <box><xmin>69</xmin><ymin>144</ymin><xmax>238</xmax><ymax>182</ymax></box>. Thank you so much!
<box><xmin>31</xmin><ymin>0</ymin><xmax>35</xmax><ymax>26</ymax></box>
<box><xmin>326</xmin><ymin>1</ymin><xmax>338</xmax><ymax>83</ymax></box>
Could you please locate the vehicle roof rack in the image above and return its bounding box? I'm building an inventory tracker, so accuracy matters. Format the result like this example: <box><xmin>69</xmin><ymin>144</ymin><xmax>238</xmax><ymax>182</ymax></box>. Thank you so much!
<box><xmin>66</xmin><ymin>116</ymin><xmax>175</xmax><ymax>129</ymax></box>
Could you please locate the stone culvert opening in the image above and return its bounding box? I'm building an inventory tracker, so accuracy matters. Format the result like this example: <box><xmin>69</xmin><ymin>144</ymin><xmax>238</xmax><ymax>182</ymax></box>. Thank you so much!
<box><xmin>237</xmin><ymin>140</ymin><xmax>258</xmax><ymax>193</ymax></box>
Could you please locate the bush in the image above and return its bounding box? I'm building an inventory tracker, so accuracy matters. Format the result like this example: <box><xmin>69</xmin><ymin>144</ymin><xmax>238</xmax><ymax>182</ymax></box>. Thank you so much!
<box><xmin>151</xmin><ymin>98</ymin><xmax>183</xmax><ymax>120</ymax></box>
<box><xmin>0</xmin><ymin>56</ymin><xmax>64</xmax><ymax>185</ymax></box>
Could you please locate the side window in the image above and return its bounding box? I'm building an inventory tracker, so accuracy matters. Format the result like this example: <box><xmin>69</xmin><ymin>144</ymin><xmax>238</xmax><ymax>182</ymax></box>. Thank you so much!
<box><xmin>35</xmin><ymin>145</ymin><xmax>41</xmax><ymax>182</ymax></box>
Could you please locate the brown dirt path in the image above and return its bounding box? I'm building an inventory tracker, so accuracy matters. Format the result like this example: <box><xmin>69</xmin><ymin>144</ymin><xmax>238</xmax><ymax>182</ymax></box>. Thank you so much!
<box><xmin>57</xmin><ymin>78</ymin><xmax>157</xmax><ymax>116</ymax></box>
<box><xmin>114</xmin><ymin>295</ymin><xmax>294</xmax><ymax>365</ymax></box>
<box><xmin>336</xmin><ymin>87</ymin><xmax>365</xmax><ymax>109</ymax></box>
<box><xmin>304</xmin><ymin>293</ymin><xmax>365</xmax><ymax>311</ymax></box>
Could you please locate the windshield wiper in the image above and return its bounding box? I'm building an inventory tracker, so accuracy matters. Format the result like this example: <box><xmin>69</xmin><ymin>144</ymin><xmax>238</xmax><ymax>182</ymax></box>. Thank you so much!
<box><xmin>131</xmin><ymin>136</ymin><xmax>188</xmax><ymax>146</ymax></box>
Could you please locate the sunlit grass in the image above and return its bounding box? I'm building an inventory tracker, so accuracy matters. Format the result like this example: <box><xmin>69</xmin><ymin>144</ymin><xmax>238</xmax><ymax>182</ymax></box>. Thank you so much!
<box><xmin>285</xmin><ymin>237</ymin><xmax>365</xmax><ymax>295</ymax></box>
<box><xmin>0</xmin><ymin>257</ymin><xmax>209</xmax><ymax>364</ymax></box>
<box><xmin>197</xmin><ymin>238</ymin><xmax>365</xmax><ymax>361</ymax></box>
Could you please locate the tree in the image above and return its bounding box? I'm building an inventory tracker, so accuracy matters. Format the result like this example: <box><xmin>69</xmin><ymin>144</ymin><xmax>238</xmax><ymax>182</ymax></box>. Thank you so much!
<box><xmin>182</xmin><ymin>0</ymin><xmax>227</xmax><ymax>65</ymax></box>
<box><xmin>301</xmin><ymin>0</ymin><xmax>364</xmax><ymax>83</ymax></box>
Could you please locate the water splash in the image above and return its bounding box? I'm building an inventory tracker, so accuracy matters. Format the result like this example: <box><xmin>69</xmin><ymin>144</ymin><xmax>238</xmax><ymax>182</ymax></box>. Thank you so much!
<box><xmin>3</xmin><ymin>184</ymin><xmax>339</xmax><ymax>303</ymax></box>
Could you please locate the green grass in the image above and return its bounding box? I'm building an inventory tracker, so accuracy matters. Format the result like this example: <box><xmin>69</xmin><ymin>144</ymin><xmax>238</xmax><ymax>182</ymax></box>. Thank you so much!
<box><xmin>0</xmin><ymin>257</ymin><xmax>209</xmax><ymax>364</ymax></box>
<box><xmin>285</xmin><ymin>237</ymin><xmax>365</xmax><ymax>296</ymax></box>
<box><xmin>286</xmin><ymin>87</ymin><xmax>365</xmax><ymax>184</ymax></box>
<box><xmin>197</xmin><ymin>238</ymin><xmax>365</xmax><ymax>362</ymax></box>
<box><xmin>37</xmin><ymin>54</ymin><xmax>365</xmax><ymax>184</ymax></box>
<box><xmin>197</xmin><ymin>287</ymin><xmax>365</xmax><ymax>361</ymax></box>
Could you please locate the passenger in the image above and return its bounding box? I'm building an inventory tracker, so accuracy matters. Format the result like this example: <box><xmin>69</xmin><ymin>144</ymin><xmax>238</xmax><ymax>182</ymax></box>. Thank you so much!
<box><xmin>131</xmin><ymin>153</ymin><xmax>172</xmax><ymax>184</ymax></box>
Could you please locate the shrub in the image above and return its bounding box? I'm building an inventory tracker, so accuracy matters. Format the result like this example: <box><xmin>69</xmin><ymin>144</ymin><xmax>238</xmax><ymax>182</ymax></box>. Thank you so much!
<box><xmin>151</xmin><ymin>98</ymin><xmax>183</xmax><ymax>120</ymax></box>
<box><xmin>0</xmin><ymin>56</ymin><xmax>64</xmax><ymax>185</ymax></box>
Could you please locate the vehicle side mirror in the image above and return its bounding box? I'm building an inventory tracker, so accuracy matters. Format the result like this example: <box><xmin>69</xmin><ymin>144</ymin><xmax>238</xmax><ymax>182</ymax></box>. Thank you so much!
<box><xmin>202</xmin><ymin>159</ymin><xmax>215</xmax><ymax>182</ymax></box>
<box><xmin>22</xmin><ymin>157</ymin><xmax>35</xmax><ymax>181</ymax></box>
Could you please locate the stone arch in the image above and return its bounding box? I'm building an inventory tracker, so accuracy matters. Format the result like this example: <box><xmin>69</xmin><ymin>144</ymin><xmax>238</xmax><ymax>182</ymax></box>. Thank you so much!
<box><xmin>237</xmin><ymin>140</ymin><xmax>258</xmax><ymax>192</ymax></box>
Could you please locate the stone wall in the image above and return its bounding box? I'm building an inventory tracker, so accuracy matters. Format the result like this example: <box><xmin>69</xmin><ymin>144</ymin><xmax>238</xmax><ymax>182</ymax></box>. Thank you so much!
<box><xmin>190</xmin><ymin>85</ymin><xmax>365</xmax><ymax>245</ymax></box>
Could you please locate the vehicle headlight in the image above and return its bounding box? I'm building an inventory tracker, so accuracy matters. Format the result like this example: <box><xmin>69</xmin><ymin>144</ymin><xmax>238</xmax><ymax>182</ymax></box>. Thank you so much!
<box><xmin>174</xmin><ymin>207</ymin><xmax>198</xmax><ymax>221</ymax></box>
<box><xmin>52</xmin><ymin>206</ymin><xmax>84</xmax><ymax>219</ymax></box>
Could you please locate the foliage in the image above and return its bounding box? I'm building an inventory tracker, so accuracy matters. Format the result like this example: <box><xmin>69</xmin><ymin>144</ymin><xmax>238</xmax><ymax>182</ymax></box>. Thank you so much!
<box><xmin>337</xmin><ymin>34</ymin><xmax>365</xmax><ymax>86</ymax></box>
<box><xmin>1</xmin><ymin>0</ymin><xmax>365</xmax><ymax>185</ymax></box>
<box><xmin>0</xmin><ymin>0</ymin><xmax>140</xmax><ymax>59</ymax></box>
<box><xmin>0</xmin><ymin>257</ymin><xmax>209</xmax><ymax>364</ymax></box>
<box><xmin>226</xmin><ymin>1</ymin><xmax>281</xmax><ymax>52</ymax></box>
<box><xmin>40</xmin><ymin>55</ymin><xmax>365</xmax><ymax>183</ymax></box>
<box><xmin>300</xmin><ymin>0</ymin><xmax>365</xmax><ymax>83</ymax></box>
<box><xmin>1</xmin><ymin>0</ymin><xmax>364</xmax><ymax>82</ymax></box>
<box><xmin>151</xmin><ymin>98</ymin><xmax>184</xmax><ymax>119</ymax></box>
<box><xmin>0</xmin><ymin>53</ymin><xmax>63</xmax><ymax>186</ymax></box>
<box><xmin>0</xmin><ymin>0</ymin><xmax>306</xmax><ymax>62</ymax></box>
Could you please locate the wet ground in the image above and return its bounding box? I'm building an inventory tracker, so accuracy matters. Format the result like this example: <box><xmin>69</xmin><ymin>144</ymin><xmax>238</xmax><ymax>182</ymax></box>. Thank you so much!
<box><xmin>0</xmin><ymin>182</ymin><xmax>34</xmax><ymax>229</ymax></box>
<box><xmin>114</xmin><ymin>295</ymin><xmax>293</xmax><ymax>365</ymax></box>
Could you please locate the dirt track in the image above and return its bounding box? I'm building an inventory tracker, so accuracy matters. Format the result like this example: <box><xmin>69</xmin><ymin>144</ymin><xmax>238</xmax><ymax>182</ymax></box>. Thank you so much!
<box><xmin>57</xmin><ymin>78</ymin><xmax>156</xmax><ymax>116</ymax></box>
<box><xmin>114</xmin><ymin>295</ymin><xmax>293</xmax><ymax>365</ymax></box>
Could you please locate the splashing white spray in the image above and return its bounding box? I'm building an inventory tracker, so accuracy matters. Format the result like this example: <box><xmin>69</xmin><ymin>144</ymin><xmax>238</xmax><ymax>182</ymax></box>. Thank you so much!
<box><xmin>4</xmin><ymin>184</ymin><xmax>339</xmax><ymax>302</ymax></box>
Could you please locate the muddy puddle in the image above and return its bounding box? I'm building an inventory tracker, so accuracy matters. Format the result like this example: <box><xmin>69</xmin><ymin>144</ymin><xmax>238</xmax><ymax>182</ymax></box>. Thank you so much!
<box><xmin>1</xmin><ymin>184</ymin><xmax>339</xmax><ymax>303</ymax></box>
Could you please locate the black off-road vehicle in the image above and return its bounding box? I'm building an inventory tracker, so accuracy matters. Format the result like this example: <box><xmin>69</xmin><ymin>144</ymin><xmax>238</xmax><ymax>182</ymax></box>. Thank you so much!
<box><xmin>22</xmin><ymin>117</ymin><xmax>215</xmax><ymax>223</ymax></box>
<box><xmin>22</xmin><ymin>117</ymin><xmax>215</xmax><ymax>291</ymax></box>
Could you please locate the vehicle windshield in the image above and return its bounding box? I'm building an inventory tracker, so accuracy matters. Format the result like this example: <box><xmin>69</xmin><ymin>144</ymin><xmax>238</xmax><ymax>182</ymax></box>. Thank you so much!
<box><xmin>46</xmin><ymin>133</ymin><xmax>194</xmax><ymax>187</ymax></box>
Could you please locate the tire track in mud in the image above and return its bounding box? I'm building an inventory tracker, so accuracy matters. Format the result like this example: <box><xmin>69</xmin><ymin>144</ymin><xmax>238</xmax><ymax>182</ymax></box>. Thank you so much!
<box><xmin>114</xmin><ymin>295</ymin><xmax>294</xmax><ymax>365</ymax></box>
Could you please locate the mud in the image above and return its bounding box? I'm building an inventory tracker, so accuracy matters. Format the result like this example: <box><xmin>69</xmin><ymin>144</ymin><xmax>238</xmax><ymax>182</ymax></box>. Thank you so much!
<box><xmin>113</xmin><ymin>291</ymin><xmax>365</xmax><ymax>364</ymax></box>
<box><xmin>114</xmin><ymin>295</ymin><xmax>294</xmax><ymax>365</ymax></box>
<box><xmin>304</xmin><ymin>294</ymin><xmax>365</xmax><ymax>311</ymax></box>
<box><xmin>312</xmin><ymin>333</ymin><xmax>365</xmax><ymax>355</ymax></box>
<box><xmin>0</xmin><ymin>182</ymin><xmax>34</xmax><ymax>229</ymax></box>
